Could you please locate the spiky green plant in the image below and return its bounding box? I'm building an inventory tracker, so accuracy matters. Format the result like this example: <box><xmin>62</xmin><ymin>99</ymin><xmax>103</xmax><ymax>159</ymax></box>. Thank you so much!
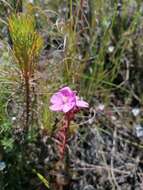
<box><xmin>8</xmin><ymin>13</ymin><xmax>43</xmax><ymax>130</ymax></box>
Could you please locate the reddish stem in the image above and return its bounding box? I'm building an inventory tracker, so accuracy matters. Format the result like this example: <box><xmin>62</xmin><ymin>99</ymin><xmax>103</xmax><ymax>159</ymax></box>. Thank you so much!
<box><xmin>60</xmin><ymin>114</ymin><xmax>70</xmax><ymax>159</ymax></box>
<box><xmin>56</xmin><ymin>109</ymin><xmax>79</xmax><ymax>159</ymax></box>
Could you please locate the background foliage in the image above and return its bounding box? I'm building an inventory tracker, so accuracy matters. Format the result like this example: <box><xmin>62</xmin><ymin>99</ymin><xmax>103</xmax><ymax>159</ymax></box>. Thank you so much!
<box><xmin>0</xmin><ymin>0</ymin><xmax>143</xmax><ymax>189</ymax></box>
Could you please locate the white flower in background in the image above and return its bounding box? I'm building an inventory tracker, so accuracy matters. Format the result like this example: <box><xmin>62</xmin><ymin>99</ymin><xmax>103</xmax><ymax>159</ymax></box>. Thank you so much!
<box><xmin>108</xmin><ymin>45</ymin><xmax>114</xmax><ymax>53</ymax></box>
<box><xmin>12</xmin><ymin>117</ymin><xmax>16</xmax><ymax>121</ymax></box>
<box><xmin>0</xmin><ymin>161</ymin><xmax>6</xmax><ymax>171</ymax></box>
<box><xmin>35</xmin><ymin>13</ymin><xmax>39</xmax><ymax>17</ymax></box>
<box><xmin>97</xmin><ymin>104</ymin><xmax>105</xmax><ymax>111</ymax></box>
<box><xmin>132</xmin><ymin>108</ymin><xmax>140</xmax><ymax>117</ymax></box>
<box><xmin>135</xmin><ymin>124</ymin><xmax>143</xmax><ymax>138</ymax></box>
<box><xmin>111</xmin><ymin>116</ymin><xmax>116</xmax><ymax>121</ymax></box>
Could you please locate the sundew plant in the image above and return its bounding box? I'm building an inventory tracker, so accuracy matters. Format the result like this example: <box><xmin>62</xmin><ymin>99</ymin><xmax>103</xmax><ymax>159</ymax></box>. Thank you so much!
<box><xmin>50</xmin><ymin>86</ymin><xmax>88</xmax><ymax>158</ymax></box>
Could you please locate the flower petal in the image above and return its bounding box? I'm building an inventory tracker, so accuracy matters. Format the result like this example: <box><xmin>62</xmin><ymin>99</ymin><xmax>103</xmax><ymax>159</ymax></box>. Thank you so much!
<box><xmin>49</xmin><ymin>104</ymin><xmax>63</xmax><ymax>112</ymax></box>
<box><xmin>62</xmin><ymin>102</ymin><xmax>75</xmax><ymax>113</ymax></box>
<box><xmin>76</xmin><ymin>96</ymin><xmax>89</xmax><ymax>108</ymax></box>
<box><xmin>50</xmin><ymin>93</ymin><xmax>63</xmax><ymax>105</ymax></box>
<box><xmin>60</xmin><ymin>86</ymin><xmax>75</xmax><ymax>97</ymax></box>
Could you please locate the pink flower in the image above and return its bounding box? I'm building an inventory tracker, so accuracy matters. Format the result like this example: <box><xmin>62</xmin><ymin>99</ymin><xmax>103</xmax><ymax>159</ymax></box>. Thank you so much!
<box><xmin>49</xmin><ymin>86</ymin><xmax>89</xmax><ymax>113</ymax></box>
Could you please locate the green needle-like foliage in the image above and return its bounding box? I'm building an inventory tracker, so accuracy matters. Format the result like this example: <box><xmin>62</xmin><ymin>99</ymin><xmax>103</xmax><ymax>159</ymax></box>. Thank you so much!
<box><xmin>8</xmin><ymin>13</ymin><xmax>43</xmax><ymax>129</ymax></box>
<box><xmin>8</xmin><ymin>13</ymin><xmax>43</xmax><ymax>77</ymax></box>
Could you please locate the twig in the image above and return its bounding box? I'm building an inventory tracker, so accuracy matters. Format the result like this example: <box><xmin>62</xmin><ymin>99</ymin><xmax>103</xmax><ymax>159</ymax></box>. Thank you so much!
<box><xmin>71</xmin><ymin>164</ymin><xmax>143</xmax><ymax>176</ymax></box>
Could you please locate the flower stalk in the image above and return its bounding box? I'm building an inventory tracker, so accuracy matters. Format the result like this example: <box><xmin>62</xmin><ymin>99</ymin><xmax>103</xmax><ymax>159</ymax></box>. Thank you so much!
<box><xmin>56</xmin><ymin>115</ymin><xmax>70</xmax><ymax>159</ymax></box>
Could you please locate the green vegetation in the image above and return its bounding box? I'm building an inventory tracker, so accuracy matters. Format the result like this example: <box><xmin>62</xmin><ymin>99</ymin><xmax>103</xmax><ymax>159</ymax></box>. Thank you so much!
<box><xmin>0</xmin><ymin>0</ymin><xmax>143</xmax><ymax>189</ymax></box>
